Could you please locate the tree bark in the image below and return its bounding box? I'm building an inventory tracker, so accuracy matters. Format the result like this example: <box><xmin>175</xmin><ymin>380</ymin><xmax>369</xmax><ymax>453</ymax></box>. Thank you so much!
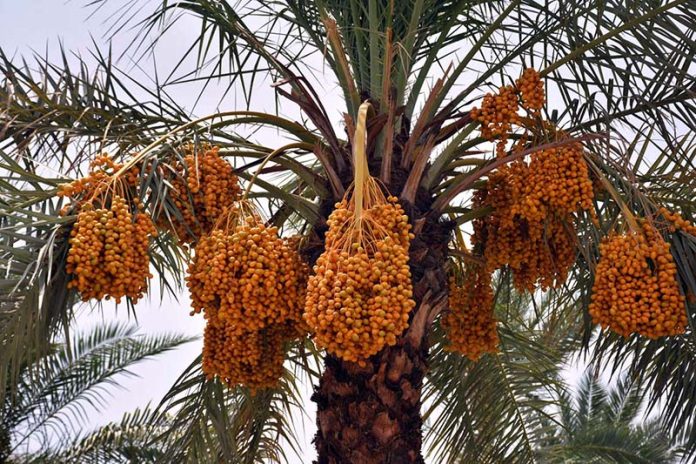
<box><xmin>312</xmin><ymin>211</ymin><xmax>452</xmax><ymax>464</ymax></box>
<box><xmin>312</xmin><ymin>343</ymin><xmax>427</xmax><ymax>464</ymax></box>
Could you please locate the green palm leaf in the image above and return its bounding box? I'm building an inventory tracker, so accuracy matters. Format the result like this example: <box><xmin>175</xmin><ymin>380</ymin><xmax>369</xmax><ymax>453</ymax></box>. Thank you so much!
<box><xmin>1</xmin><ymin>322</ymin><xmax>194</xmax><ymax>460</ymax></box>
<box><xmin>149</xmin><ymin>343</ymin><xmax>316</xmax><ymax>464</ymax></box>
<box><xmin>537</xmin><ymin>371</ymin><xmax>680</xmax><ymax>464</ymax></box>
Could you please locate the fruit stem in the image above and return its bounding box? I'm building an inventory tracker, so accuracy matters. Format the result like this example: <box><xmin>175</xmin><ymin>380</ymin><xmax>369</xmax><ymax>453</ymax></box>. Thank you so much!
<box><xmin>353</xmin><ymin>101</ymin><xmax>372</xmax><ymax>224</ymax></box>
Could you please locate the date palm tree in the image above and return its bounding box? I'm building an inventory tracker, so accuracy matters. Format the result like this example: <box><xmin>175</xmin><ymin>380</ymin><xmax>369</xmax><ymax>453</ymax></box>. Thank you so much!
<box><xmin>2</xmin><ymin>1</ymin><xmax>696</xmax><ymax>462</ymax></box>
<box><xmin>535</xmin><ymin>371</ymin><xmax>683</xmax><ymax>463</ymax></box>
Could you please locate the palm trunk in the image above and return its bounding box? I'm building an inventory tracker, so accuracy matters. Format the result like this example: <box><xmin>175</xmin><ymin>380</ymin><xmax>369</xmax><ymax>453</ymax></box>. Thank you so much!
<box><xmin>312</xmin><ymin>210</ymin><xmax>452</xmax><ymax>463</ymax></box>
<box><xmin>313</xmin><ymin>342</ymin><xmax>428</xmax><ymax>463</ymax></box>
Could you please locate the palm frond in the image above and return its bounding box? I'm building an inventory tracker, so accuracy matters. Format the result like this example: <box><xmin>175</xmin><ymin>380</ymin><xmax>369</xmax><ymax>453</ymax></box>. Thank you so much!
<box><xmin>150</xmin><ymin>346</ymin><xmax>312</xmax><ymax>464</ymax></box>
<box><xmin>3</xmin><ymin>322</ymin><xmax>194</xmax><ymax>456</ymax></box>
<box><xmin>573</xmin><ymin>371</ymin><xmax>608</xmax><ymax>432</ymax></box>
<box><xmin>606</xmin><ymin>375</ymin><xmax>644</xmax><ymax>427</ymax></box>
<box><xmin>45</xmin><ymin>407</ymin><xmax>170</xmax><ymax>464</ymax></box>
<box><xmin>537</xmin><ymin>371</ymin><xmax>679</xmax><ymax>464</ymax></box>
<box><xmin>423</xmin><ymin>323</ymin><xmax>562</xmax><ymax>463</ymax></box>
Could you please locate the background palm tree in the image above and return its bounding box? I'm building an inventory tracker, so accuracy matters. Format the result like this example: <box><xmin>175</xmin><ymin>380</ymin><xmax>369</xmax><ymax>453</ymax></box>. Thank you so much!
<box><xmin>1</xmin><ymin>322</ymin><xmax>193</xmax><ymax>463</ymax></box>
<box><xmin>535</xmin><ymin>372</ymin><xmax>682</xmax><ymax>463</ymax></box>
<box><xmin>1</xmin><ymin>0</ymin><xmax>696</xmax><ymax>462</ymax></box>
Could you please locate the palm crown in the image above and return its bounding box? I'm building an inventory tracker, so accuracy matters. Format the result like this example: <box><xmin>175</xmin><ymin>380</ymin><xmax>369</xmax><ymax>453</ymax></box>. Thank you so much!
<box><xmin>1</xmin><ymin>1</ymin><xmax>696</xmax><ymax>462</ymax></box>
